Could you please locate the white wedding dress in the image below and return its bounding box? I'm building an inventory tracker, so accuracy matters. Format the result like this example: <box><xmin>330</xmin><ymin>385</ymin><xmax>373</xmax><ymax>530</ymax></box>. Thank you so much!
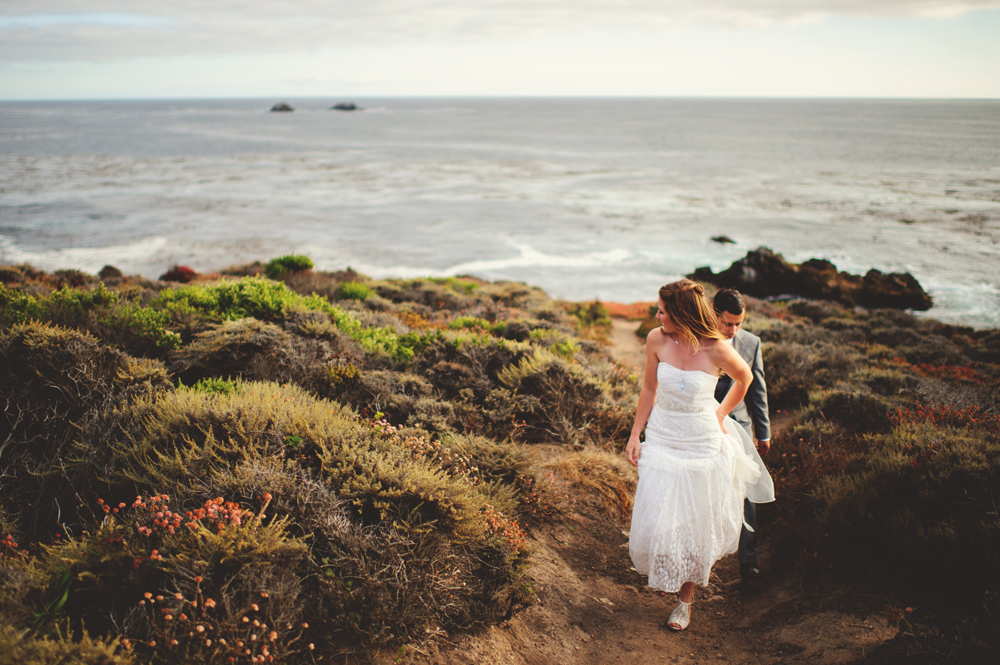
<box><xmin>629</xmin><ymin>362</ymin><xmax>775</xmax><ymax>592</ymax></box>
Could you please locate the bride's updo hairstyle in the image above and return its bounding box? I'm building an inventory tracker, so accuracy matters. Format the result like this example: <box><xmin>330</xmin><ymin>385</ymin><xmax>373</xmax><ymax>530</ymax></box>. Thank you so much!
<box><xmin>658</xmin><ymin>279</ymin><xmax>726</xmax><ymax>352</ymax></box>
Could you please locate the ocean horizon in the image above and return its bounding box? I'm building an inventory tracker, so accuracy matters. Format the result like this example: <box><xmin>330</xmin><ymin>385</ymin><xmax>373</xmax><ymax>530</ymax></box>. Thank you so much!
<box><xmin>2</xmin><ymin>97</ymin><xmax>998</xmax><ymax>327</ymax></box>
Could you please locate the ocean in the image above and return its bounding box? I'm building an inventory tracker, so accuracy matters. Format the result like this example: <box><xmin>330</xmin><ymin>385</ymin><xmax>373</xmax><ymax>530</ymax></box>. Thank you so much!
<box><xmin>1</xmin><ymin>97</ymin><xmax>998</xmax><ymax>328</ymax></box>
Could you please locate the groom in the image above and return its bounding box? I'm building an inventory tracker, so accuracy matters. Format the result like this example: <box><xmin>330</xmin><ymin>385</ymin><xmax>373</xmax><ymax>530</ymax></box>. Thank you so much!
<box><xmin>712</xmin><ymin>288</ymin><xmax>771</xmax><ymax>584</ymax></box>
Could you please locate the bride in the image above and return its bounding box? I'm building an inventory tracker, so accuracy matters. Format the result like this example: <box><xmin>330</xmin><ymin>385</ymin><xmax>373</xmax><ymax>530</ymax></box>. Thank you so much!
<box><xmin>625</xmin><ymin>279</ymin><xmax>774</xmax><ymax>631</ymax></box>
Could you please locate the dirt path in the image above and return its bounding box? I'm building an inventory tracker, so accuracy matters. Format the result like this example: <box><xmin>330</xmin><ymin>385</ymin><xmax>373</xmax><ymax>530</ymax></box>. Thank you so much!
<box><xmin>390</xmin><ymin>318</ymin><xmax>897</xmax><ymax>664</ymax></box>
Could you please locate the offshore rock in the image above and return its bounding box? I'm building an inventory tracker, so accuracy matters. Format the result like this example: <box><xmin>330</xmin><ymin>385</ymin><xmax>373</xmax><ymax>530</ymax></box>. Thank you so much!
<box><xmin>270</xmin><ymin>102</ymin><xmax>294</xmax><ymax>112</ymax></box>
<box><xmin>689</xmin><ymin>246</ymin><xmax>932</xmax><ymax>311</ymax></box>
<box><xmin>331</xmin><ymin>102</ymin><xmax>359</xmax><ymax>111</ymax></box>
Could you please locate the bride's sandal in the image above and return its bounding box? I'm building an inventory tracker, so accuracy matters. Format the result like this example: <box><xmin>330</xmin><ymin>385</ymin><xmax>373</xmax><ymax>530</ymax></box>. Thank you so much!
<box><xmin>667</xmin><ymin>599</ymin><xmax>692</xmax><ymax>631</ymax></box>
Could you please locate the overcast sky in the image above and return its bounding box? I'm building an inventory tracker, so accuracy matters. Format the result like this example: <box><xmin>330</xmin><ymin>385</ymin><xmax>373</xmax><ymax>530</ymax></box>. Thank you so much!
<box><xmin>2</xmin><ymin>1</ymin><xmax>999</xmax><ymax>99</ymax></box>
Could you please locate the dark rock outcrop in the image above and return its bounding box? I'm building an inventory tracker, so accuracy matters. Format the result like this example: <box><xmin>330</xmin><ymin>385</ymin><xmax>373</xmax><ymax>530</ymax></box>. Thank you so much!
<box><xmin>331</xmin><ymin>102</ymin><xmax>358</xmax><ymax>111</ymax></box>
<box><xmin>270</xmin><ymin>102</ymin><xmax>294</xmax><ymax>112</ymax></box>
<box><xmin>711</xmin><ymin>235</ymin><xmax>737</xmax><ymax>244</ymax></box>
<box><xmin>689</xmin><ymin>246</ymin><xmax>932</xmax><ymax>311</ymax></box>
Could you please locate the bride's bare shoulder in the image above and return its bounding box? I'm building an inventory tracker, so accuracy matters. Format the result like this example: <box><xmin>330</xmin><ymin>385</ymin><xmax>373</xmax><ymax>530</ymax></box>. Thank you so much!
<box><xmin>700</xmin><ymin>337</ymin><xmax>725</xmax><ymax>352</ymax></box>
<box><xmin>701</xmin><ymin>337</ymin><xmax>734</xmax><ymax>361</ymax></box>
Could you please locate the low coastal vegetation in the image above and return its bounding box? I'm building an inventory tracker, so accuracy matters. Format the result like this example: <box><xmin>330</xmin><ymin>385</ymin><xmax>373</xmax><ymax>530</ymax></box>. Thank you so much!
<box><xmin>1</xmin><ymin>256</ymin><xmax>998</xmax><ymax>663</ymax></box>
<box><xmin>0</xmin><ymin>260</ymin><xmax>633</xmax><ymax>664</ymax></box>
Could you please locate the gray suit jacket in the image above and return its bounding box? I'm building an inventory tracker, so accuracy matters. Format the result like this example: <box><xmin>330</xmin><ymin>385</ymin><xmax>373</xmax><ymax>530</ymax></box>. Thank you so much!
<box><xmin>714</xmin><ymin>328</ymin><xmax>771</xmax><ymax>441</ymax></box>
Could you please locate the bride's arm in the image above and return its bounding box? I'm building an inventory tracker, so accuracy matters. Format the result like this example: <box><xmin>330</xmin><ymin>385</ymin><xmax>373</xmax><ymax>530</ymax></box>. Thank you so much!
<box><xmin>625</xmin><ymin>331</ymin><xmax>661</xmax><ymax>467</ymax></box>
<box><xmin>714</xmin><ymin>342</ymin><xmax>752</xmax><ymax>430</ymax></box>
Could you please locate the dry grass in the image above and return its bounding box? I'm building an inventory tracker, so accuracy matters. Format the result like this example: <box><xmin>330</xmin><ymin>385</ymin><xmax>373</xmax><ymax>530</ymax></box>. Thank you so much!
<box><xmin>539</xmin><ymin>446</ymin><xmax>637</xmax><ymax>521</ymax></box>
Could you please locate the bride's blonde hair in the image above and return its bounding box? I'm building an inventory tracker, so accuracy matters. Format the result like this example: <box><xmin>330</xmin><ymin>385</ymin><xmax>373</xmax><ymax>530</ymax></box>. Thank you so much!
<box><xmin>658</xmin><ymin>279</ymin><xmax>726</xmax><ymax>352</ymax></box>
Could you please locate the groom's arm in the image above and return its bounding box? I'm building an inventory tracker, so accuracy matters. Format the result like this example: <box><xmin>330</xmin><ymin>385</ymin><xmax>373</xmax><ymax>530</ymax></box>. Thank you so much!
<box><xmin>745</xmin><ymin>337</ymin><xmax>771</xmax><ymax>445</ymax></box>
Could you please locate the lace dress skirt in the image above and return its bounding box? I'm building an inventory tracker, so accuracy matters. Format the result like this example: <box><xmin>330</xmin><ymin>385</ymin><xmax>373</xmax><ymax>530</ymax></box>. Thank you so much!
<box><xmin>628</xmin><ymin>364</ymin><xmax>766</xmax><ymax>592</ymax></box>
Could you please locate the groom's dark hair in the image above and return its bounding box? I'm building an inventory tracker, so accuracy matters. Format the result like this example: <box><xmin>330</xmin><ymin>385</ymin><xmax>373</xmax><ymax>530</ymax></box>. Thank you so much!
<box><xmin>713</xmin><ymin>288</ymin><xmax>746</xmax><ymax>316</ymax></box>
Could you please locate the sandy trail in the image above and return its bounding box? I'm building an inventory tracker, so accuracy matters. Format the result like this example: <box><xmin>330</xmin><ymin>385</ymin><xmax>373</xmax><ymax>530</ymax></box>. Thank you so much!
<box><xmin>393</xmin><ymin>317</ymin><xmax>896</xmax><ymax>665</ymax></box>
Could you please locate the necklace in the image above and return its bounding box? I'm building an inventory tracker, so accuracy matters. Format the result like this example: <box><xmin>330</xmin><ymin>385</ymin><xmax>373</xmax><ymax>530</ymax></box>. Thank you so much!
<box><xmin>662</xmin><ymin>330</ymin><xmax>686</xmax><ymax>390</ymax></box>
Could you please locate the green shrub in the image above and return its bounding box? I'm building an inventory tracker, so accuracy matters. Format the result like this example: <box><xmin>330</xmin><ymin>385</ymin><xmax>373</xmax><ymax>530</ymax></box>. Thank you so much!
<box><xmin>151</xmin><ymin>278</ymin><xmax>322</xmax><ymax>323</ymax></box>
<box><xmin>264</xmin><ymin>254</ymin><xmax>313</xmax><ymax>280</ymax></box>
<box><xmin>184</xmin><ymin>377</ymin><xmax>238</xmax><ymax>395</ymax></box>
<box><xmin>333</xmin><ymin>280</ymin><xmax>373</xmax><ymax>302</ymax></box>
<box><xmin>449</xmin><ymin>316</ymin><xmax>505</xmax><ymax>335</ymax></box>
<box><xmin>427</xmin><ymin>276</ymin><xmax>481</xmax><ymax>295</ymax></box>
<box><xmin>566</xmin><ymin>300</ymin><xmax>611</xmax><ymax>338</ymax></box>
<box><xmin>0</xmin><ymin>283</ymin><xmax>181</xmax><ymax>355</ymax></box>
<box><xmin>152</xmin><ymin>278</ymin><xmax>418</xmax><ymax>362</ymax></box>
<box><xmin>529</xmin><ymin>328</ymin><xmax>580</xmax><ymax>358</ymax></box>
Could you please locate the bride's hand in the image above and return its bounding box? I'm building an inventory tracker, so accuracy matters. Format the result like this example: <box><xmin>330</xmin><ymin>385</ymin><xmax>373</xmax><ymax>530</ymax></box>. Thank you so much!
<box><xmin>625</xmin><ymin>434</ymin><xmax>641</xmax><ymax>467</ymax></box>
<box><xmin>716</xmin><ymin>409</ymin><xmax>727</xmax><ymax>434</ymax></box>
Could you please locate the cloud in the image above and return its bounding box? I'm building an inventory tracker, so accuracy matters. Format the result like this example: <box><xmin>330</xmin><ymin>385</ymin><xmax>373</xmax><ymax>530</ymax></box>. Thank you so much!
<box><xmin>2</xmin><ymin>1</ymin><xmax>998</xmax><ymax>62</ymax></box>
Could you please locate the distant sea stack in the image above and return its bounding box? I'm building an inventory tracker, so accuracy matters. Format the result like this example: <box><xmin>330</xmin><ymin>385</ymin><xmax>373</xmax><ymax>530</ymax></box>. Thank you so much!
<box><xmin>269</xmin><ymin>102</ymin><xmax>294</xmax><ymax>112</ymax></box>
<box><xmin>331</xmin><ymin>102</ymin><xmax>359</xmax><ymax>111</ymax></box>
<box><xmin>689</xmin><ymin>246</ymin><xmax>933</xmax><ymax>311</ymax></box>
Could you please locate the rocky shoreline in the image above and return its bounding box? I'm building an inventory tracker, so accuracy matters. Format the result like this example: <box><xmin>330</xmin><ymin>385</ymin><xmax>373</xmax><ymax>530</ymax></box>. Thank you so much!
<box><xmin>689</xmin><ymin>246</ymin><xmax>933</xmax><ymax>311</ymax></box>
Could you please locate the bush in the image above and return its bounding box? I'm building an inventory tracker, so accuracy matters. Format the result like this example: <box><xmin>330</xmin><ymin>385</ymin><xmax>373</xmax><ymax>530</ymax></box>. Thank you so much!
<box><xmin>159</xmin><ymin>265</ymin><xmax>199</xmax><ymax>283</ymax></box>
<box><xmin>29</xmin><ymin>493</ymin><xmax>308</xmax><ymax>665</ymax></box>
<box><xmin>201</xmin><ymin>458</ymin><xmax>526</xmax><ymax>651</ymax></box>
<box><xmin>333</xmin><ymin>280</ymin><xmax>373</xmax><ymax>302</ymax></box>
<box><xmin>810</xmin><ymin>387</ymin><xmax>898</xmax><ymax>435</ymax></box>
<box><xmin>541</xmin><ymin>447</ymin><xmax>635</xmax><ymax>519</ymax></box>
<box><xmin>0</xmin><ymin>284</ymin><xmax>181</xmax><ymax>356</ymax></box>
<box><xmin>264</xmin><ymin>254</ymin><xmax>313</xmax><ymax>280</ymax></box>
<box><xmin>110</xmin><ymin>383</ymin><xmax>505</xmax><ymax>542</ymax></box>
<box><xmin>850</xmin><ymin>365</ymin><xmax>914</xmax><ymax>397</ymax></box>
<box><xmin>0</xmin><ymin>322</ymin><xmax>171</xmax><ymax>541</ymax></box>
<box><xmin>763</xmin><ymin>339</ymin><xmax>864</xmax><ymax>408</ymax></box>
<box><xmin>499</xmin><ymin>350</ymin><xmax>606</xmax><ymax>446</ymax></box>
<box><xmin>169</xmin><ymin>318</ymin><xmax>345</xmax><ymax>397</ymax></box>
<box><xmin>98</xmin><ymin>384</ymin><xmax>530</xmax><ymax>654</ymax></box>
<box><xmin>184</xmin><ymin>377</ymin><xmax>238</xmax><ymax>395</ymax></box>
<box><xmin>151</xmin><ymin>278</ymin><xmax>418</xmax><ymax>362</ymax></box>
<box><xmin>786</xmin><ymin>299</ymin><xmax>844</xmax><ymax>323</ymax></box>
<box><xmin>414</xmin><ymin>334</ymin><xmax>532</xmax><ymax>401</ymax></box>
<box><xmin>811</xmin><ymin>421</ymin><xmax>1000</xmax><ymax>603</ymax></box>
<box><xmin>566</xmin><ymin>300</ymin><xmax>611</xmax><ymax>339</ymax></box>
<box><xmin>0</xmin><ymin>624</ymin><xmax>133</xmax><ymax>665</ymax></box>
<box><xmin>332</xmin><ymin>369</ymin><xmax>435</xmax><ymax>423</ymax></box>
